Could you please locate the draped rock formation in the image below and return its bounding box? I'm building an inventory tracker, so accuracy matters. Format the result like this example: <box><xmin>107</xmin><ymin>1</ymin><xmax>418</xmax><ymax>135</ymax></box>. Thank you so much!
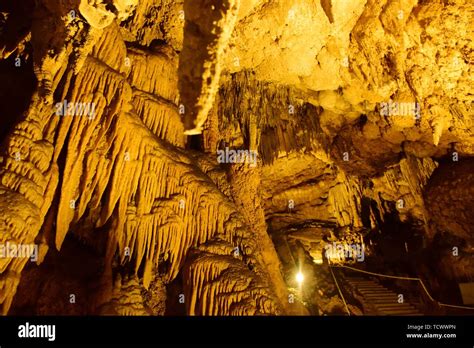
<box><xmin>0</xmin><ymin>0</ymin><xmax>472</xmax><ymax>316</ymax></box>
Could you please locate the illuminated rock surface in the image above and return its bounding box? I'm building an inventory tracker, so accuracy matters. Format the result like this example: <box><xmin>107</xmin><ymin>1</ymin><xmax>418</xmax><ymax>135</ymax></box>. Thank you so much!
<box><xmin>0</xmin><ymin>0</ymin><xmax>472</xmax><ymax>315</ymax></box>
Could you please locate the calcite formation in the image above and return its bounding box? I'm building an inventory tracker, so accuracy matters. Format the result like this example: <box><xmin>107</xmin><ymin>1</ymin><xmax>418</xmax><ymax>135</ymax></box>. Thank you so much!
<box><xmin>0</xmin><ymin>0</ymin><xmax>472</xmax><ymax>316</ymax></box>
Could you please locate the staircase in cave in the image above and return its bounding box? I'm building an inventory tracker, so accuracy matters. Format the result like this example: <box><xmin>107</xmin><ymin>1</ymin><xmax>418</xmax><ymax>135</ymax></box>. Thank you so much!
<box><xmin>343</xmin><ymin>276</ymin><xmax>424</xmax><ymax>316</ymax></box>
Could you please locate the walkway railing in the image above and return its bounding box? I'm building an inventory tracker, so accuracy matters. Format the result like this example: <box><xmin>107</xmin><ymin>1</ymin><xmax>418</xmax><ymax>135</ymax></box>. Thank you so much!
<box><xmin>333</xmin><ymin>264</ymin><xmax>474</xmax><ymax>311</ymax></box>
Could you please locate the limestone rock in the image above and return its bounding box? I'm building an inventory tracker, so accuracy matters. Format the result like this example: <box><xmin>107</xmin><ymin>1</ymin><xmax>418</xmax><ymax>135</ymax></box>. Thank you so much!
<box><xmin>0</xmin><ymin>0</ymin><xmax>472</xmax><ymax>316</ymax></box>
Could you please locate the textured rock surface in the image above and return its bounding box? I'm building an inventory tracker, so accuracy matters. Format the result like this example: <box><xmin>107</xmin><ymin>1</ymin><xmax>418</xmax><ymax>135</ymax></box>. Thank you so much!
<box><xmin>0</xmin><ymin>0</ymin><xmax>472</xmax><ymax>316</ymax></box>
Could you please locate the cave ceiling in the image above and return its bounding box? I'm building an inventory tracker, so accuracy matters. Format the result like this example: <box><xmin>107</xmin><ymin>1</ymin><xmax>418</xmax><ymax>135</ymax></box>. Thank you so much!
<box><xmin>0</xmin><ymin>0</ymin><xmax>472</xmax><ymax>316</ymax></box>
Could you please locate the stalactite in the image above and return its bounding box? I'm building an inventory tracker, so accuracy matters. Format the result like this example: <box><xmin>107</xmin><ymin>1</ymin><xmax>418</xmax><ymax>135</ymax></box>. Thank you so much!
<box><xmin>1</xmin><ymin>0</ymin><xmax>472</xmax><ymax>317</ymax></box>
<box><xmin>327</xmin><ymin>172</ymin><xmax>363</xmax><ymax>228</ymax></box>
<box><xmin>179</xmin><ymin>0</ymin><xmax>241</xmax><ymax>134</ymax></box>
<box><xmin>218</xmin><ymin>72</ymin><xmax>327</xmax><ymax>165</ymax></box>
<box><xmin>183</xmin><ymin>241</ymin><xmax>279</xmax><ymax>316</ymax></box>
<box><xmin>0</xmin><ymin>96</ymin><xmax>62</xmax><ymax>314</ymax></box>
<box><xmin>369</xmin><ymin>156</ymin><xmax>438</xmax><ymax>224</ymax></box>
<box><xmin>0</xmin><ymin>6</ymin><xmax>273</xmax><ymax>315</ymax></box>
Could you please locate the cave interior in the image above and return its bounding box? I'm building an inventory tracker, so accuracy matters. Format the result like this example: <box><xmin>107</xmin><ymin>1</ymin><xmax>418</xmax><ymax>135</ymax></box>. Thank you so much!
<box><xmin>0</xmin><ymin>0</ymin><xmax>473</xmax><ymax>316</ymax></box>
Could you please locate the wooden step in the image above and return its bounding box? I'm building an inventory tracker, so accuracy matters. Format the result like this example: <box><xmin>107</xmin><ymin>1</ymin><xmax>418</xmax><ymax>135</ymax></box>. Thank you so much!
<box><xmin>382</xmin><ymin>312</ymin><xmax>423</xmax><ymax>316</ymax></box>
<box><xmin>361</xmin><ymin>293</ymin><xmax>397</xmax><ymax>298</ymax></box>
<box><xmin>374</xmin><ymin>304</ymin><xmax>416</xmax><ymax>310</ymax></box>
<box><xmin>368</xmin><ymin>300</ymin><xmax>404</xmax><ymax>305</ymax></box>
<box><xmin>377</xmin><ymin>308</ymin><xmax>419</xmax><ymax>314</ymax></box>
<box><xmin>358</xmin><ymin>289</ymin><xmax>391</xmax><ymax>294</ymax></box>
<box><xmin>367</xmin><ymin>300</ymin><xmax>401</xmax><ymax>304</ymax></box>
<box><xmin>373</xmin><ymin>302</ymin><xmax>415</xmax><ymax>307</ymax></box>
<box><xmin>370</xmin><ymin>298</ymin><xmax>408</xmax><ymax>303</ymax></box>
<box><xmin>380</xmin><ymin>309</ymin><xmax>423</xmax><ymax>315</ymax></box>
<box><xmin>343</xmin><ymin>274</ymin><xmax>426</xmax><ymax>315</ymax></box>
<box><xmin>352</xmin><ymin>286</ymin><xmax>384</xmax><ymax>289</ymax></box>
<box><xmin>358</xmin><ymin>286</ymin><xmax>390</xmax><ymax>290</ymax></box>
<box><xmin>363</xmin><ymin>294</ymin><xmax>399</xmax><ymax>299</ymax></box>
<box><xmin>361</xmin><ymin>292</ymin><xmax>397</xmax><ymax>297</ymax></box>
<box><xmin>379</xmin><ymin>308</ymin><xmax>420</xmax><ymax>313</ymax></box>
<box><xmin>345</xmin><ymin>278</ymin><xmax>367</xmax><ymax>281</ymax></box>
<box><xmin>363</xmin><ymin>291</ymin><xmax>396</xmax><ymax>294</ymax></box>
<box><xmin>347</xmin><ymin>281</ymin><xmax>378</xmax><ymax>284</ymax></box>
<box><xmin>354</xmin><ymin>285</ymin><xmax>386</xmax><ymax>289</ymax></box>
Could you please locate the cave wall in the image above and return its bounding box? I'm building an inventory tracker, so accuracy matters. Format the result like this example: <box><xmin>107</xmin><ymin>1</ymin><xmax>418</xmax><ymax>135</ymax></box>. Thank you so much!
<box><xmin>0</xmin><ymin>0</ymin><xmax>472</xmax><ymax>315</ymax></box>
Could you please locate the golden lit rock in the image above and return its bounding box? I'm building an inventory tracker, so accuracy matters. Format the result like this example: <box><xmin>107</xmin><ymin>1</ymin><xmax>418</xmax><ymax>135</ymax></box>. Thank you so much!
<box><xmin>0</xmin><ymin>0</ymin><xmax>472</xmax><ymax>317</ymax></box>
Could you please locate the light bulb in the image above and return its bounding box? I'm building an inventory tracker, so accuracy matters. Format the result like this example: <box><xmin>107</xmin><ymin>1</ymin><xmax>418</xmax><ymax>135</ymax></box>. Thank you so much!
<box><xmin>296</xmin><ymin>271</ymin><xmax>304</xmax><ymax>285</ymax></box>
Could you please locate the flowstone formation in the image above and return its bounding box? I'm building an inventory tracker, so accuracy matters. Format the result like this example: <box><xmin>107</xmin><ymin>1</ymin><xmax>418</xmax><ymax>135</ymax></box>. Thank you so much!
<box><xmin>0</xmin><ymin>0</ymin><xmax>472</xmax><ymax>316</ymax></box>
